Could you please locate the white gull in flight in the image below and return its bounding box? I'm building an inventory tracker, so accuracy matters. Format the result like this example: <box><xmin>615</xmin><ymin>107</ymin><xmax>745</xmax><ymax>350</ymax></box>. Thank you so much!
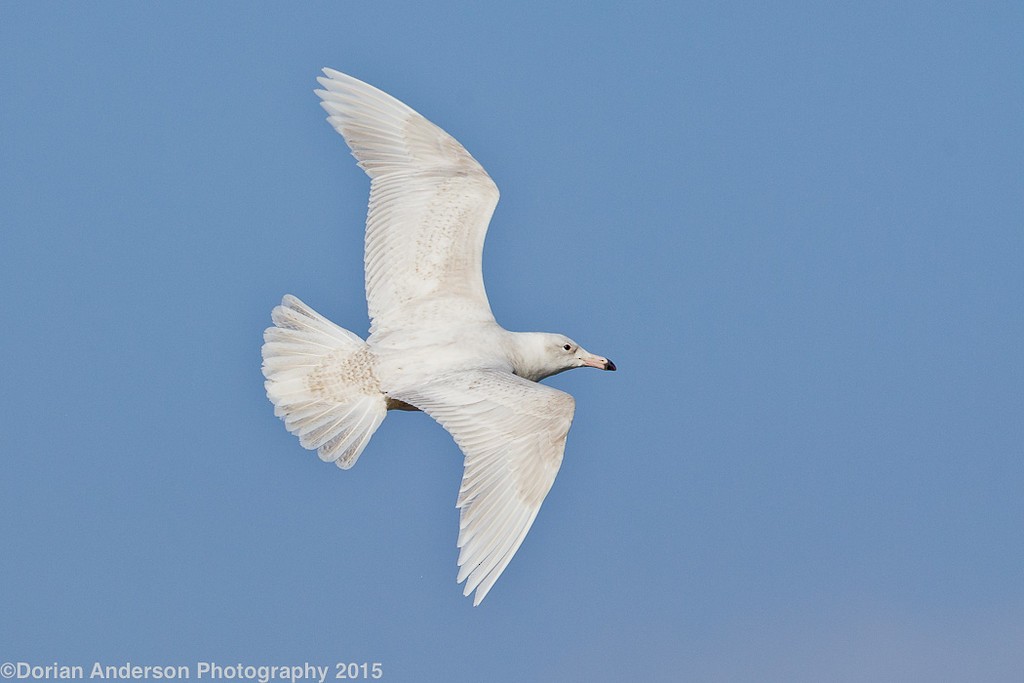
<box><xmin>261</xmin><ymin>69</ymin><xmax>615</xmax><ymax>605</ymax></box>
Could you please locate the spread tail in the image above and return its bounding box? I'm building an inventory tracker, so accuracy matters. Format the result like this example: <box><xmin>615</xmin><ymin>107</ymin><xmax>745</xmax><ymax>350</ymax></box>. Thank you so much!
<box><xmin>261</xmin><ymin>295</ymin><xmax>386</xmax><ymax>469</ymax></box>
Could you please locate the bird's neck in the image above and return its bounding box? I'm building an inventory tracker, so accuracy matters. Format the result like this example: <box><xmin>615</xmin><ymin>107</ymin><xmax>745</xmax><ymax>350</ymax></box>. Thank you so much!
<box><xmin>506</xmin><ymin>332</ymin><xmax>564</xmax><ymax>383</ymax></box>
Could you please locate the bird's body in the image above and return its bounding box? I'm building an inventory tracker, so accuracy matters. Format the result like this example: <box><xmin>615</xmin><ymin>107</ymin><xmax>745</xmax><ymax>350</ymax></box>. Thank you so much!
<box><xmin>262</xmin><ymin>70</ymin><xmax>614</xmax><ymax>605</ymax></box>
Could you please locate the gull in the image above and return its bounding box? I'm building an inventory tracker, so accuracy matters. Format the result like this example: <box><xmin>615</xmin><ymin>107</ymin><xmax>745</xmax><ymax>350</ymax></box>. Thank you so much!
<box><xmin>261</xmin><ymin>69</ymin><xmax>615</xmax><ymax>605</ymax></box>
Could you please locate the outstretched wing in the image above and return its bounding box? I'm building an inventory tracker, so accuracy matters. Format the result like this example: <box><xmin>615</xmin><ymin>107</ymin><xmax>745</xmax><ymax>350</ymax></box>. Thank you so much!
<box><xmin>394</xmin><ymin>370</ymin><xmax>576</xmax><ymax>605</ymax></box>
<box><xmin>315</xmin><ymin>69</ymin><xmax>500</xmax><ymax>334</ymax></box>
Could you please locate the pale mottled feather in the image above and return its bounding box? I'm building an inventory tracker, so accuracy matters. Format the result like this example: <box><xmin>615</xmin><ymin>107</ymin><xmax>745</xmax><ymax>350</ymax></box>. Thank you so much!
<box><xmin>316</xmin><ymin>69</ymin><xmax>499</xmax><ymax>334</ymax></box>
<box><xmin>262</xmin><ymin>295</ymin><xmax>386</xmax><ymax>469</ymax></box>
<box><xmin>394</xmin><ymin>371</ymin><xmax>574</xmax><ymax>605</ymax></box>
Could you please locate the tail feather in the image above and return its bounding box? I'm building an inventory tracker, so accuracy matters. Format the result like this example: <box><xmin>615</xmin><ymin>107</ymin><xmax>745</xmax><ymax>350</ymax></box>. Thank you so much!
<box><xmin>262</xmin><ymin>295</ymin><xmax>386</xmax><ymax>469</ymax></box>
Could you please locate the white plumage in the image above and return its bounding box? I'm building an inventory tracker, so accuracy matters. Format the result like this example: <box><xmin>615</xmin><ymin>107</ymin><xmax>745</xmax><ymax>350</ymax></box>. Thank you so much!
<box><xmin>262</xmin><ymin>69</ymin><xmax>615</xmax><ymax>605</ymax></box>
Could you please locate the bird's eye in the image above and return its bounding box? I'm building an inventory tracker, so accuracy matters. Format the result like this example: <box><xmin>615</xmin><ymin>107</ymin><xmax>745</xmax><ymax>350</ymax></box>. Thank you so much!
<box><xmin>563</xmin><ymin>344</ymin><xmax>572</xmax><ymax>351</ymax></box>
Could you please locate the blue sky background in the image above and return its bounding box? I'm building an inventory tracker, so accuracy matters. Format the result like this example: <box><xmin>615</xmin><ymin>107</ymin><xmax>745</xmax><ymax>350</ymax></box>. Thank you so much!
<box><xmin>1</xmin><ymin>2</ymin><xmax>1022</xmax><ymax>681</ymax></box>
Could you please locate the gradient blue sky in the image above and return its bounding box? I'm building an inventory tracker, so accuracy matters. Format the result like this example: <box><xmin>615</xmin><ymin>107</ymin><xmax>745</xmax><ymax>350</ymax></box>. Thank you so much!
<box><xmin>2</xmin><ymin>2</ymin><xmax>1022</xmax><ymax>681</ymax></box>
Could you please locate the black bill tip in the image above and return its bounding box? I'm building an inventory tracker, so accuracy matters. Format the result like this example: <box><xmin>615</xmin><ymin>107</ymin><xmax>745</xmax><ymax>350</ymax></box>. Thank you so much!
<box><xmin>604</xmin><ymin>359</ymin><xmax>616</xmax><ymax>371</ymax></box>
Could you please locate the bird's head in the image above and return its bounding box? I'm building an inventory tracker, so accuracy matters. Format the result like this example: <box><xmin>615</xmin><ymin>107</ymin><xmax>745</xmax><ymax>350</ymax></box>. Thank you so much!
<box><xmin>512</xmin><ymin>332</ymin><xmax>616</xmax><ymax>382</ymax></box>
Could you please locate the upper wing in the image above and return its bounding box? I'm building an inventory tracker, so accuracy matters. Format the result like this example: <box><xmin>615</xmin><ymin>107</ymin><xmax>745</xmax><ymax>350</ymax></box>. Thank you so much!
<box><xmin>394</xmin><ymin>370</ymin><xmax>576</xmax><ymax>605</ymax></box>
<box><xmin>315</xmin><ymin>69</ymin><xmax>500</xmax><ymax>334</ymax></box>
